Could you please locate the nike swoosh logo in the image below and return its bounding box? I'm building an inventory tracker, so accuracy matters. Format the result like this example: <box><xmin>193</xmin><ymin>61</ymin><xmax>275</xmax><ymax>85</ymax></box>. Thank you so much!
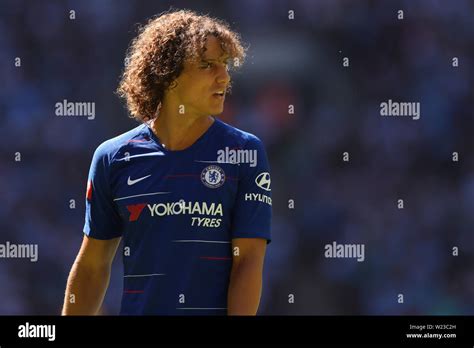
<box><xmin>127</xmin><ymin>175</ymin><xmax>151</xmax><ymax>186</ymax></box>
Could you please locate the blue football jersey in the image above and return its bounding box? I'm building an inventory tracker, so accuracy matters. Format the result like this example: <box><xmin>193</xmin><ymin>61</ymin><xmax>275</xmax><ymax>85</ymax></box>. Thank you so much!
<box><xmin>83</xmin><ymin>117</ymin><xmax>272</xmax><ymax>315</ymax></box>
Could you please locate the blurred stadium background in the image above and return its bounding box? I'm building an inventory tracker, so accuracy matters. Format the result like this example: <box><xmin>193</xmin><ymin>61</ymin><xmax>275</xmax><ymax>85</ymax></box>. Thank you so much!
<box><xmin>0</xmin><ymin>0</ymin><xmax>473</xmax><ymax>314</ymax></box>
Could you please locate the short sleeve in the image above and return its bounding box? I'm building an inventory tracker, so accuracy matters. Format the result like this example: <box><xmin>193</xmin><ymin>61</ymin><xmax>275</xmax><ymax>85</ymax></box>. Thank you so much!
<box><xmin>83</xmin><ymin>143</ymin><xmax>123</xmax><ymax>240</ymax></box>
<box><xmin>230</xmin><ymin>135</ymin><xmax>272</xmax><ymax>244</ymax></box>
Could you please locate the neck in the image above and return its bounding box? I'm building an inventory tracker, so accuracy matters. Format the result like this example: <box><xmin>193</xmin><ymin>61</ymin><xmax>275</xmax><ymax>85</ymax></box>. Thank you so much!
<box><xmin>150</xmin><ymin>102</ymin><xmax>214</xmax><ymax>151</ymax></box>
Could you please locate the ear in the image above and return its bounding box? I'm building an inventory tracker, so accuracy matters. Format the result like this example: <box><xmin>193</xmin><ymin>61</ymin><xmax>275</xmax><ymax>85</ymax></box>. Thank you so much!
<box><xmin>169</xmin><ymin>80</ymin><xmax>178</xmax><ymax>90</ymax></box>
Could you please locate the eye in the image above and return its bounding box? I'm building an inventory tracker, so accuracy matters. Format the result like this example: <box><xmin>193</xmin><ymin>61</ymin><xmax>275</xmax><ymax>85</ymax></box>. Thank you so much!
<box><xmin>200</xmin><ymin>62</ymin><xmax>213</xmax><ymax>69</ymax></box>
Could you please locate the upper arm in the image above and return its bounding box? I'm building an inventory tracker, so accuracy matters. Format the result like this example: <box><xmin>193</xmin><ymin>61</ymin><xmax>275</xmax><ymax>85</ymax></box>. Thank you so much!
<box><xmin>76</xmin><ymin>234</ymin><xmax>121</xmax><ymax>269</ymax></box>
<box><xmin>231</xmin><ymin>238</ymin><xmax>267</xmax><ymax>267</ymax></box>
<box><xmin>230</xmin><ymin>136</ymin><xmax>272</xmax><ymax>243</ymax></box>
<box><xmin>84</xmin><ymin>142</ymin><xmax>123</xmax><ymax>240</ymax></box>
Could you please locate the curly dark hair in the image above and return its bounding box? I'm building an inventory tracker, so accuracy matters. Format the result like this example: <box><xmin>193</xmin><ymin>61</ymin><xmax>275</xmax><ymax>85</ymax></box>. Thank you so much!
<box><xmin>116</xmin><ymin>9</ymin><xmax>246</xmax><ymax>122</ymax></box>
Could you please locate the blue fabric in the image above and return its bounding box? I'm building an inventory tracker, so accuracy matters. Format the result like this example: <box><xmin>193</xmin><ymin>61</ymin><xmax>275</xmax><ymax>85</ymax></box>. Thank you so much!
<box><xmin>83</xmin><ymin>117</ymin><xmax>272</xmax><ymax>315</ymax></box>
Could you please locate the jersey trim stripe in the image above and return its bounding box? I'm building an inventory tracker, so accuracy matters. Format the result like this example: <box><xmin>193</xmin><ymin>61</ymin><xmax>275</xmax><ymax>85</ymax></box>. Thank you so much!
<box><xmin>116</xmin><ymin>152</ymin><xmax>165</xmax><ymax>161</ymax></box>
<box><xmin>124</xmin><ymin>273</ymin><xmax>166</xmax><ymax>278</ymax></box>
<box><xmin>113</xmin><ymin>191</ymin><xmax>171</xmax><ymax>201</ymax></box>
<box><xmin>172</xmin><ymin>240</ymin><xmax>230</xmax><ymax>244</ymax></box>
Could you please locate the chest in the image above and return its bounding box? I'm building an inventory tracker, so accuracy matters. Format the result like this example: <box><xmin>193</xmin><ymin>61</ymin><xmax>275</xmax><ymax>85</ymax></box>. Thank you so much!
<box><xmin>109</xmin><ymin>155</ymin><xmax>240</xmax><ymax>227</ymax></box>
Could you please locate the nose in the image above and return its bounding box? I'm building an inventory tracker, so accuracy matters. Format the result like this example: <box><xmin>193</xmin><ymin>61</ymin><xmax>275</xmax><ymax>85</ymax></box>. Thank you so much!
<box><xmin>216</xmin><ymin>64</ymin><xmax>230</xmax><ymax>85</ymax></box>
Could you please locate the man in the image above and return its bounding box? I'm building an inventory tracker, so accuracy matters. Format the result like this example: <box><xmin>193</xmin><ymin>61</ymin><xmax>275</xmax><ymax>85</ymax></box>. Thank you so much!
<box><xmin>62</xmin><ymin>9</ymin><xmax>272</xmax><ymax>315</ymax></box>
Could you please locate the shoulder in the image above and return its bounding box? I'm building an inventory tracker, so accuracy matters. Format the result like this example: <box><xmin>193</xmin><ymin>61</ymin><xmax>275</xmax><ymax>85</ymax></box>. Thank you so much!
<box><xmin>213</xmin><ymin>118</ymin><xmax>264</xmax><ymax>149</ymax></box>
<box><xmin>91</xmin><ymin>123</ymin><xmax>150</xmax><ymax>163</ymax></box>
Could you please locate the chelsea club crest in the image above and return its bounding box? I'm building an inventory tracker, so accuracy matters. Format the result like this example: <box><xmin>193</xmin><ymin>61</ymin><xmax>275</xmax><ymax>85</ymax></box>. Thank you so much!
<box><xmin>201</xmin><ymin>165</ymin><xmax>225</xmax><ymax>188</ymax></box>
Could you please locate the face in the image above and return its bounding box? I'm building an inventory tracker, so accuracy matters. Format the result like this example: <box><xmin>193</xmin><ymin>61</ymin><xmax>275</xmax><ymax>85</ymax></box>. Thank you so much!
<box><xmin>169</xmin><ymin>35</ymin><xmax>231</xmax><ymax>117</ymax></box>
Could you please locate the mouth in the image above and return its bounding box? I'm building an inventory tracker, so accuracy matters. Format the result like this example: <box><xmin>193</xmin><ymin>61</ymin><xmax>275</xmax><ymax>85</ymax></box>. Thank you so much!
<box><xmin>212</xmin><ymin>90</ymin><xmax>226</xmax><ymax>99</ymax></box>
